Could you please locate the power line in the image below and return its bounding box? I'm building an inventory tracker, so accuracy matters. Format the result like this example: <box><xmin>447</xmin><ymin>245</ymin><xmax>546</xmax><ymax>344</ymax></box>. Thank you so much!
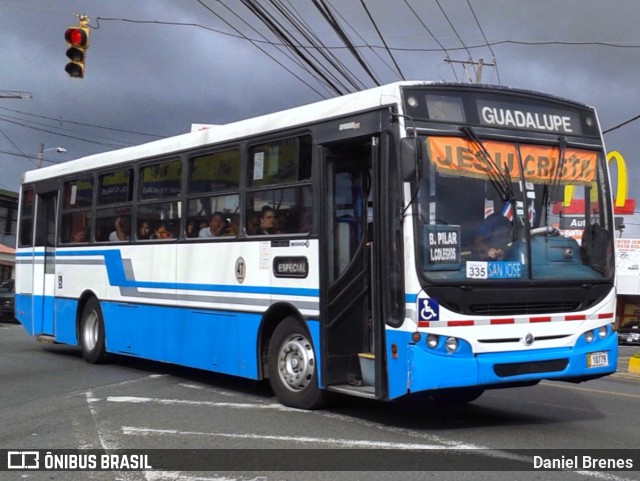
<box><xmin>0</xmin><ymin>113</ymin><xmax>134</xmax><ymax>148</ymax></box>
<box><xmin>0</xmin><ymin>148</ymin><xmax>41</xmax><ymax>167</ymax></box>
<box><xmin>403</xmin><ymin>0</ymin><xmax>458</xmax><ymax>81</ymax></box>
<box><xmin>0</xmin><ymin>127</ymin><xmax>27</xmax><ymax>158</ymax></box>
<box><xmin>0</xmin><ymin>116</ymin><xmax>129</xmax><ymax>149</ymax></box>
<box><xmin>311</xmin><ymin>0</ymin><xmax>379</xmax><ymax>89</ymax></box>
<box><xmin>265</xmin><ymin>0</ymin><xmax>364</xmax><ymax>93</ymax></box>
<box><xmin>282</xmin><ymin>0</ymin><xmax>370</xmax><ymax>90</ymax></box>
<box><xmin>358</xmin><ymin>0</ymin><xmax>403</xmax><ymax>81</ymax></box>
<box><xmin>603</xmin><ymin>114</ymin><xmax>640</xmax><ymax>134</ymax></box>
<box><xmin>93</xmin><ymin>16</ymin><xmax>640</xmax><ymax>51</ymax></box>
<box><xmin>196</xmin><ymin>0</ymin><xmax>331</xmax><ymax>98</ymax></box>
<box><xmin>0</xmin><ymin>106</ymin><xmax>161</xmax><ymax>138</ymax></box>
<box><xmin>466</xmin><ymin>0</ymin><xmax>500</xmax><ymax>84</ymax></box>
<box><xmin>435</xmin><ymin>0</ymin><xmax>473</xmax><ymax>59</ymax></box>
<box><xmin>325</xmin><ymin>0</ymin><xmax>400</xmax><ymax>80</ymax></box>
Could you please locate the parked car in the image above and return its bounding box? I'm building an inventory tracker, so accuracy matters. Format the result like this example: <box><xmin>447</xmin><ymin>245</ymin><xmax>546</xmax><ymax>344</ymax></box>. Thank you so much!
<box><xmin>0</xmin><ymin>279</ymin><xmax>15</xmax><ymax>322</ymax></box>
<box><xmin>617</xmin><ymin>320</ymin><xmax>640</xmax><ymax>345</ymax></box>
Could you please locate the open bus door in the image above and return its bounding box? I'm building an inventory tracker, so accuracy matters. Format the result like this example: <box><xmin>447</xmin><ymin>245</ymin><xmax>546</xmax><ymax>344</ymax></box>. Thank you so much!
<box><xmin>33</xmin><ymin>191</ymin><xmax>58</xmax><ymax>336</ymax></box>
<box><xmin>320</xmin><ymin>136</ymin><xmax>386</xmax><ymax>398</ymax></box>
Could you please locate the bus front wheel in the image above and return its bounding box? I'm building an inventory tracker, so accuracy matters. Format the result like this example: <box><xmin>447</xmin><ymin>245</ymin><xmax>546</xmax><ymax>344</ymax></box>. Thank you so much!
<box><xmin>267</xmin><ymin>317</ymin><xmax>326</xmax><ymax>410</ymax></box>
<box><xmin>79</xmin><ymin>298</ymin><xmax>110</xmax><ymax>364</ymax></box>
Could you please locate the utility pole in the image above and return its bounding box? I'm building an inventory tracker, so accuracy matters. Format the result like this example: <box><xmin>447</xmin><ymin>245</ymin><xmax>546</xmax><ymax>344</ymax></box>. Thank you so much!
<box><xmin>444</xmin><ymin>58</ymin><xmax>495</xmax><ymax>83</ymax></box>
<box><xmin>37</xmin><ymin>143</ymin><xmax>44</xmax><ymax>169</ymax></box>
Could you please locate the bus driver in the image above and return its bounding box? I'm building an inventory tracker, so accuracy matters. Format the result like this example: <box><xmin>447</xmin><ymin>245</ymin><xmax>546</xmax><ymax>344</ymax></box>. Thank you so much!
<box><xmin>473</xmin><ymin>213</ymin><xmax>513</xmax><ymax>260</ymax></box>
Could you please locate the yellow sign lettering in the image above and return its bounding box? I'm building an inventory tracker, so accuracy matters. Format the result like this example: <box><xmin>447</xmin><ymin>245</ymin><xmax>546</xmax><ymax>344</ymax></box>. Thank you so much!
<box><xmin>606</xmin><ymin>150</ymin><xmax>628</xmax><ymax>209</ymax></box>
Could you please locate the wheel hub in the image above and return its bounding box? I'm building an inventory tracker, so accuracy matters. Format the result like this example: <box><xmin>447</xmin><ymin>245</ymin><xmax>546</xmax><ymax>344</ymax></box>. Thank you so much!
<box><xmin>278</xmin><ymin>334</ymin><xmax>315</xmax><ymax>392</ymax></box>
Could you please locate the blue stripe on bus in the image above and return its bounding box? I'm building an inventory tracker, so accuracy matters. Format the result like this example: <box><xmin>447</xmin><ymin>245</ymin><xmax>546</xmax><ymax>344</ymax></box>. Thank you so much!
<box><xmin>405</xmin><ymin>293</ymin><xmax>418</xmax><ymax>303</ymax></box>
<box><xmin>17</xmin><ymin>249</ymin><xmax>320</xmax><ymax>298</ymax></box>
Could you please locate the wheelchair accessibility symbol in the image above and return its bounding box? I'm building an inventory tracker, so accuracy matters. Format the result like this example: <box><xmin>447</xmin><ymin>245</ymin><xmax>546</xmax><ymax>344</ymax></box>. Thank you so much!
<box><xmin>418</xmin><ymin>298</ymin><xmax>439</xmax><ymax>321</ymax></box>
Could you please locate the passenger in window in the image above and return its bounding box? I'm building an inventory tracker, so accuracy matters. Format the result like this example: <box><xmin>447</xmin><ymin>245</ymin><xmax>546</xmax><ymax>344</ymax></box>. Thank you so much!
<box><xmin>277</xmin><ymin>213</ymin><xmax>289</xmax><ymax>233</ymax></box>
<box><xmin>109</xmin><ymin>217</ymin><xmax>130</xmax><ymax>241</ymax></box>
<box><xmin>186</xmin><ymin>220</ymin><xmax>198</xmax><ymax>238</ymax></box>
<box><xmin>257</xmin><ymin>206</ymin><xmax>278</xmax><ymax>235</ymax></box>
<box><xmin>199</xmin><ymin>212</ymin><xmax>229</xmax><ymax>238</ymax></box>
<box><xmin>151</xmin><ymin>223</ymin><xmax>172</xmax><ymax>240</ymax></box>
<box><xmin>72</xmin><ymin>229</ymin><xmax>88</xmax><ymax>243</ymax></box>
<box><xmin>472</xmin><ymin>213</ymin><xmax>513</xmax><ymax>260</ymax></box>
<box><xmin>137</xmin><ymin>220</ymin><xmax>151</xmax><ymax>240</ymax></box>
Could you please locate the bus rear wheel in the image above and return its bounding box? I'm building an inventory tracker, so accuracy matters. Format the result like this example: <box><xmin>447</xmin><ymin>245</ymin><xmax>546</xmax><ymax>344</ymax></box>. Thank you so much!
<box><xmin>267</xmin><ymin>317</ymin><xmax>326</xmax><ymax>410</ymax></box>
<box><xmin>79</xmin><ymin>298</ymin><xmax>110</xmax><ymax>364</ymax></box>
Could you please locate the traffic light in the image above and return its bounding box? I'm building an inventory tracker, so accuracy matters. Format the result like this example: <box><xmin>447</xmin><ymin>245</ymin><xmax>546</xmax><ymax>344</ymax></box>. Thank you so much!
<box><xmin>64</xmin><ymin>25</ymin><xmax>89</xmax><ymax>78</ymax></box>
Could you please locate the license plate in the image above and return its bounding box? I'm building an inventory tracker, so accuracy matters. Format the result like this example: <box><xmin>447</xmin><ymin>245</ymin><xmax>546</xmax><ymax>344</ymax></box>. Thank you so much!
<box><xmin>587</xmin><ymin>351</ymin><xmax>608</xmax><ymax>368</ymax></box>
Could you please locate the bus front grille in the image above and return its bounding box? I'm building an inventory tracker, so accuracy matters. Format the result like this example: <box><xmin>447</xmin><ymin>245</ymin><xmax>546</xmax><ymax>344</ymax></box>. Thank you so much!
<box><xmin>494</xmin><ymin>359</ymin><xmax>568</xmax><ymax>377</ymax></box>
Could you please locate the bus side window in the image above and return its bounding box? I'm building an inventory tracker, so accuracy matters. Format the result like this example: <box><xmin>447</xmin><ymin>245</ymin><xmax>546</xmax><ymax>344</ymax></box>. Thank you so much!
<box><xmin>60</xmin><ymin>211</ymin><xmax>90</xmax><ymax>244</ymax></box>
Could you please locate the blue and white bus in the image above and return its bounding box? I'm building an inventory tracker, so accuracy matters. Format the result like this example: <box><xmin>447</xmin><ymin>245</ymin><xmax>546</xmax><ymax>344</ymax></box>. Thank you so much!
<box><xmin>15</xmin><ymin>81</ymin><xmax>617</xmax><ymax>409</ymax></box>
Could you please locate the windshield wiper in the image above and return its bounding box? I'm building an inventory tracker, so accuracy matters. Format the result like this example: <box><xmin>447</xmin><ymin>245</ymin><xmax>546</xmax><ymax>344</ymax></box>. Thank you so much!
<box><xmin>550</xmin><ymin>136</ymin><xmax>567</xmax><ymax>201</ymax></box>
<box><xmin>459</xmin><ymin>126</ymin><xmax>516</xmax><ymax>204</ymax></box>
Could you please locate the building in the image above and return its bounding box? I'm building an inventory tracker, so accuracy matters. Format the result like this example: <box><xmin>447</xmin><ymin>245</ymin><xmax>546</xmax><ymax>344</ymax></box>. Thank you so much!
<box><xmin>0</xmin><ymin>188</ymin><xmax>17</xmax><ymax>281</ymax></box>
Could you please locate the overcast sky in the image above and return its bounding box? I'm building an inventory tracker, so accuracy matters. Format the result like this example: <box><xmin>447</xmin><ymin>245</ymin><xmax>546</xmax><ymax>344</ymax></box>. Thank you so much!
<box><xmin>2</xmin><ymin>0</ymin><xmax>640</xmax><ymax>231</ymax></box>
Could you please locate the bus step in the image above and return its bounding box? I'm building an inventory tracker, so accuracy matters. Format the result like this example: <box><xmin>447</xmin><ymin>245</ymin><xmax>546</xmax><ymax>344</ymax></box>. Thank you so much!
<box><xmin>327</xmin><ymin>384</ymin><xmax>376</xmax><ymax>399</ymax></box>
<box><xmin>36</xmin><ymin>335</ymin><xmax>56</xmax><ymax>344</ymax></box>
<box><xmin>358</xmin><ymin>352</ymin><xmax>375</xmax><ymax>385</ymax></box>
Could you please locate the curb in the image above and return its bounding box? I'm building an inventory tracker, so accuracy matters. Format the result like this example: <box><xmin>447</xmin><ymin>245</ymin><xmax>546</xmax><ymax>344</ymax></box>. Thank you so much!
<box><xmin>613</xmin><ymin>371</ymin><xmax>640</xmax><ymax>381</ymax></box>
<box><xmin>629</xmin><ymin>357</ymin><xmax>640</xmax><ymax>375</ymax></box>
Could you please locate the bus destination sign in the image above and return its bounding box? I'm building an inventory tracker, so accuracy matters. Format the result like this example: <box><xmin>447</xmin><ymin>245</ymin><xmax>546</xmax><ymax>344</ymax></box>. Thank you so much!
<box><xmin>423</xmin><ymin>225</ymin><xmax>461</xmax><ymax>271</ymax></box>
<box><xmin>477</xmin><ymin>100</ymin><xmax>582</xmax><ymax>135</ymax></box>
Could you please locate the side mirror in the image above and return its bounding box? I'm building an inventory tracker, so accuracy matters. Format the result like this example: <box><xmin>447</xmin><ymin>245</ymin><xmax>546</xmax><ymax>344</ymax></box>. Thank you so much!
<box><xmin>400</xmin><ymin>137</ymin><xmax>421</xmax><ymax>181</ymax></box>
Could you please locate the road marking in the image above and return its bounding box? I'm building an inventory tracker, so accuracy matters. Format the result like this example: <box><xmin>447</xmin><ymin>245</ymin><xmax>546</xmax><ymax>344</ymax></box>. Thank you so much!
<box><xmin>178</xmin><ymin>383</ymin><xmax>241</xmax><ymax>397</ymax></box>
<box><xmin>86</xmin><ymin>391</ymin><xmax>111</xmax><ymax>451</ymax></box>
<box><xmin>106</xmin><ymin>396</ymin><xmax>301</xmax><ymax>411</ymax></box>
<box><xmin>67</xmin><ymin>374</ymin><xmax>168</xmax><ymax>399</ymax></box>
<box><xmin>122</xmin><ymin>426</ymin><xmax>449</xmax><ymax>449</ymax></box>
<box><xmin>98</xmin><ymin>390</ymin><xmax>638</xmax><ymax>480</ymax></box>
<box><xmin>541</xmin><ymin>380</ymin><xmax>640</xmax><ymax>399</ymax></box>
<box><xmin>121</xmin><ymin>427</ymin><xmax>636</xmax><ymax>481</ymax></box>
<box><xmin>146</xmin><ymin>473</ymin><xmax>271</xmax><ymax>481</ymax></box>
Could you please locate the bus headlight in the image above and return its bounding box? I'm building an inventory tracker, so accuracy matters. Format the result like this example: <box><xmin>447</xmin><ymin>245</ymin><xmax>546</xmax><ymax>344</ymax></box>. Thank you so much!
<box><xmin>445</xmin><ymin>337</ymin><xmax>458</xmax><ymax>353</ymax></box>
<box><xmin>426</xmin><ymin>334</ymin><xmax>438</xmax><ymax>349</ymax></box>
<box><xmin>598</xmin><ymin>326</ymin><xmax>607</xmax><ymax>339</ymax></box>
<box><xmin>584</xmin><ymin>330</ymin><xmax>594</xmax><ymax>343</ymax></box>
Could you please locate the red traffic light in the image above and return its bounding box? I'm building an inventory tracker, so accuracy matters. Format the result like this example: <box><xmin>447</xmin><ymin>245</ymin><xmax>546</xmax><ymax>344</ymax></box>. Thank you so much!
<box><xmin>64</xmin><ymin>27</ymin><xmax>88</xmax><ymax>47</ymax></box>
<box><xmin>64</xmin><ymin>25</ymin><xmax>89</xmax><ymax>78</ymax></box>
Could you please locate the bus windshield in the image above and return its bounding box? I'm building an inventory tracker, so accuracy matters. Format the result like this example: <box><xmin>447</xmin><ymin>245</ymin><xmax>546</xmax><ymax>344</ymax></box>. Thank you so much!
<box><xmin>416</xmin><ymin>134</ymin><xmax>614</xmax><ymax>283</ymax></box>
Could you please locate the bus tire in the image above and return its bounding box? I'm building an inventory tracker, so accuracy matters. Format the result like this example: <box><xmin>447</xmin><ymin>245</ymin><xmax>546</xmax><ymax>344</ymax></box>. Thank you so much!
<box><xmin>267</xmin><ymin>317</ymin><xmax>326</xmax><ymax>410</ymax></box>
<box><xmin>79</xmin><ymin>298</ymin><xmax>110</xmax><ymax>364</ymax></box>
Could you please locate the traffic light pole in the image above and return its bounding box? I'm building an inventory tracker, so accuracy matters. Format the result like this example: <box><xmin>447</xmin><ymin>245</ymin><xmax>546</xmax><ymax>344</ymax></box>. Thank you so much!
<box><xmin>0</xmin><ymin>90</ymin><xmax>32</xmax><ymax>99</ymax></box>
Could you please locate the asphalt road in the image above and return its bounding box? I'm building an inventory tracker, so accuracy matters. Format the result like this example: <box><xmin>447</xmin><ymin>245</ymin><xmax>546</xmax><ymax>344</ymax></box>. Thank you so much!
<box><xmin>1</xmin><ymin>321</ymin><xmax>639</xmax><ymax>481</ymax></box>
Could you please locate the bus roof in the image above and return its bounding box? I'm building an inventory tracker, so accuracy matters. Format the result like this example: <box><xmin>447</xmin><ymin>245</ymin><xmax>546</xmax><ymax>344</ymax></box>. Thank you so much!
<box><xmin>22</xmin><ymin>80</ymin><xmax>593</xmax><ymax>185</ymax></box>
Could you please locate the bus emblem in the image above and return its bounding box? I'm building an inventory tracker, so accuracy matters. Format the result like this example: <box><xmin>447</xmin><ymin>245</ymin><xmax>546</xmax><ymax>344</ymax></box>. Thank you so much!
<box><xmin>524</xmin><ymin>333</ymin><xmax>535</xmax><ymax>346</ymax></box>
